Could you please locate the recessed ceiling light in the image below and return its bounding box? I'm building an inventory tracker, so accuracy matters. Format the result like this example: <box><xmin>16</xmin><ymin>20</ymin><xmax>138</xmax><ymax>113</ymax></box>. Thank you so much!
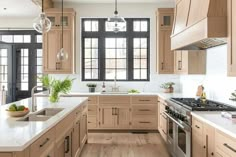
<box><xmin>3</xmin><ymin>8</ymin><xmax>7</xmax><ymax>10</ymax></box>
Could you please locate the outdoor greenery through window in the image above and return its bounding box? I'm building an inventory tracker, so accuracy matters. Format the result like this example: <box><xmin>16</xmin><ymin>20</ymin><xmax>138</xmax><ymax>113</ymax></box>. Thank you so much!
<box><xmin>81</xmin><ymin>18</ymin><xmax>150</xmax><ymax>81</ymax></box>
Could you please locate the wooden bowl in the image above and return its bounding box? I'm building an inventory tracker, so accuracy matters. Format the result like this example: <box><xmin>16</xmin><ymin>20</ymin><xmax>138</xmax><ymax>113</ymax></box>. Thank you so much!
<box><xmin>6</xmin><ymin>110</ymin><xmax>29</xmax><ymax>117</ymax></box>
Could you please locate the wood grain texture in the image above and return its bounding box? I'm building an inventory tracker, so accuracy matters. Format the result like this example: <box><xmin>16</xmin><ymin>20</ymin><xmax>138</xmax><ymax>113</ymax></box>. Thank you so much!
<box><xmin>80</xmin><ymin>133</ymin><xmax>170</xmax><ymax>157</ymax></box>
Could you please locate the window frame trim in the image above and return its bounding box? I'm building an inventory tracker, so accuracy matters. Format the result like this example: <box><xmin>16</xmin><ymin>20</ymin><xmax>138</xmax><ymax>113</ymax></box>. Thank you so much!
<box><xmin>81</xmin><ymin>18</ymin><xmax>150</xmax><ymax>82</ymax></box>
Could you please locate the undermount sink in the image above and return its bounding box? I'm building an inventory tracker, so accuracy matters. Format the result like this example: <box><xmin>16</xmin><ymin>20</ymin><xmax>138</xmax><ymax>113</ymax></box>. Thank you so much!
<box><xmin>35</xmin><ymin>108</ymin><xmax>64</xmax><ymax>116</ymax></box>
<box><xmin>101</xmin><ymin>91</ymin><xmax>129</xmax><ymax>94</ymax></box>
<box><xmin>17</xmin><ymin>108</ymin><xmax>64</xmax><ymax>122</ymax></box>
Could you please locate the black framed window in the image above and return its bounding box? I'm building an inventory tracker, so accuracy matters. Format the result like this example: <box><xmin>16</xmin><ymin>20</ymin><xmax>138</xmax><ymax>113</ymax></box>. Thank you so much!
<box><xmin>82</xmin><ymin>18</ymin><xmax>150</xmax><ymax>81</ymax></box>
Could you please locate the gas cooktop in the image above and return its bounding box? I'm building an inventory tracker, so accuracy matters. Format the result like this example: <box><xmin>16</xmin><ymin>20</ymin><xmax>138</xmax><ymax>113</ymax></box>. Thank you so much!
<box><xmin>170</xmin><ymin>98</ymin><xmax>236</xmax><ymax>111</ymax></box>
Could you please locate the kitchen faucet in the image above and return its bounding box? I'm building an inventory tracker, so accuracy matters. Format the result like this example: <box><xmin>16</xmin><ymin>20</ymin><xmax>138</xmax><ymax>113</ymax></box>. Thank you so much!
<box><xmin>31</xmin><ymin>86</ymin><xmax>50</xmax><ymax>112</ymax></box>
<box><xmin>111</xmin><ymin>76</ymin><xmax>119</xmax><ymax>92</ymax></box>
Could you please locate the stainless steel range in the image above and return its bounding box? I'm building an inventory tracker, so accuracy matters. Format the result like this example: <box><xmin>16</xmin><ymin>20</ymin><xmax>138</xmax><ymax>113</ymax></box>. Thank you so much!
<box><xmin>165</xmin><ymin>98</ymin><xmax>236</xmax><ymax>157</ymax></box>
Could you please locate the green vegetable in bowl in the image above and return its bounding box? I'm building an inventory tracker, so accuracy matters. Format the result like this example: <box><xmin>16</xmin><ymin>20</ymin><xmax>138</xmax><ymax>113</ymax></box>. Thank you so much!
<box><xmin>17</xmin><ymin>105</ymin><xmax>25</xmax><ymax>111</ymax></box>
<box><xmin>9</xmin><ymin>104</ymin><xmax>17</xmax><ymax>111</ymax></box>
<box><xmin>128</xmin><ymin>89</ymin><xmax>140</xmax><ymax>93</ymax></box>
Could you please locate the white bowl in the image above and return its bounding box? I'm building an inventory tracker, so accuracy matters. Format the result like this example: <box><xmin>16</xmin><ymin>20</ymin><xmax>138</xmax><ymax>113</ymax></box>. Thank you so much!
<box><xmin>6</xmin><ymin>110</ymin><xmax>29</xmax><ymax>117</ymax></box>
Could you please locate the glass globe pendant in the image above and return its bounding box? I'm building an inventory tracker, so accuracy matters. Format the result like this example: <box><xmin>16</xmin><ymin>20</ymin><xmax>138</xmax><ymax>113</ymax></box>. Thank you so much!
<box><xmin>33</xmin><ymin>13</ymin><xmax>51</xmax><ymax>33</ymax></box>
<box><xmin>33</xmin><ymin>0</ymin><xmax>51</xmax><ymax>33</ymax></box>
<box><xmin>107</xmin><ymin>0</ymin><xmax>126</xmax><ymax>33</ymax></box>
<box><xmin>57</xmin><ymin>48</ymin><xmax>68</xmax><ymax>61</ymax></box>
<box><xmin>57</xmin><ymin>0</ymin><xmax>68</xmax><ymax>61</ymax></box>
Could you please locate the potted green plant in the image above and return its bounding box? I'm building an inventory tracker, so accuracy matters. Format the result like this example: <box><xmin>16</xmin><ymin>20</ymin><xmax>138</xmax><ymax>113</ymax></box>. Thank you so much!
<box><xmin>86</xmin><ymin>83</ymin><xmax>97</xmax><ymax>93</ymax></box>
<box><xmin>160</xmin><ymin>82</ymin><xmax>175</xmax><ymax>93</ymax></box>
<box><xmin>38</xmin><ymin>75</ymin><xmax>75</xmax><ymax>103</ymax></box>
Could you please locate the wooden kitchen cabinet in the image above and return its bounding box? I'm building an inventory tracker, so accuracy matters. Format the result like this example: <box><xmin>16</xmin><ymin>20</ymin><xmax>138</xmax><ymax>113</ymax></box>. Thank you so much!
<box><xmin>215</xmin><ymin>130</ymin><xmax>236</xmax><ymax>157</ymax></box>
<box><xmin>174</xmin><ymin>50</ymin><xmax>206</xmax><ymax>74</ymax></box>
<box><xmin>157</xmin><ymin>9</ymin><xmax>174</xmax><ymax>74</ymax></box>
<box><xmin>158</xmin><ymin>97</ymin><xmax>167</xmax><ymax>142</ymax></box>
<box><xmin>192</xmin><ymin>117</ymin><xmax>215</xmax><ymax>157</ymax></box>
<box><xmin>43</xmin><ymin>8</ymin><xmax>75</xmax><ymax>74</ymax></box>
<box><xmin>55</xmin><ymin>129</ymin><xmax>73</xmax><ymax>157</ymax></box>
<box><xmin>99</xmin><ymin>106</ymin><xmax>130</xmax><ymax>129</ymax></box>
<box><xmin>228</xmin><ymin>0</ymin><xmax>236</xmax><ymax>76</ymax></box>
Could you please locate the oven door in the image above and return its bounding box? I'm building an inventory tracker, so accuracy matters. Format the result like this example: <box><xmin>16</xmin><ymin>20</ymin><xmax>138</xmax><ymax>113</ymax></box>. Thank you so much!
<box><xmin>166</xmin><ymin>114</ymin><xmax>175</xmax><ymax>155</ymax></box>
<box><xmin>163</xmin><ymin>112</ymin><xmax>191</xmax><ymax>157</ymax></box>
<box><xmin>175</xmin><ymin>124</ymin><xmax>191</xmax><ymax>157</ymax></box>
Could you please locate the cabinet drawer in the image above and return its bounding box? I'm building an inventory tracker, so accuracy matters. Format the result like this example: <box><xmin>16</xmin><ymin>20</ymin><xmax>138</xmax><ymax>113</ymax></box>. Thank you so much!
<box><xmin>88</xmin><ymin>116</ymin><xmax>97</xmax><ymax>129</ymax></box>
<box><xmin>215</xmin><ymin>130</ymin><xmax>236</xmax><ymax>156</ymax></box>
<box><xmin>99</xmin><ymin>96</ymin><xmax>130</xmax><ymax>104</ymax></box>
<box><xmin>132</xmin><ymin>104</ymin><xmax>157</xmax><ymax>115</ymax></box>
<box><xmin>132</xmin><ymin>96</ymin><xmax>157</xmax><ymax>104</ymax></box>
<box><xmin>30</xmin><ymin>128</ymin><xmax>55</xmax><ymax>157</ymax></box>
<box><xmin>88</xmin><ymin>96</ymin><xmax>98</xmax><ymax>104</ymax></box>
<box><xmin>192</xmin><ymin>118</ymin><xmax>203</xmax><ymax>136</ymax></box>
<box><xmin>0</xmin><ymin>153</ymin><xmax>12</xmax><ymax>157</ymax></box>
<box><xmin>132</xmin><ymin>116</ymin><xmax>157</xmax><ymax>129</ymax></box>
<box><xmin>88</xmin><ymin>105</ymin><xmax>97</xmax><ymax>115</ymax></box>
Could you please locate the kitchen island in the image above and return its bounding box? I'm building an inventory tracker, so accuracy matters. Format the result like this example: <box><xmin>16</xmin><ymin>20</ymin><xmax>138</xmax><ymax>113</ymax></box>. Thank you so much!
<box><xmin>0</xmin><ymin>96</ymin><xmax>88</xmax><ymax>157</ymax></box>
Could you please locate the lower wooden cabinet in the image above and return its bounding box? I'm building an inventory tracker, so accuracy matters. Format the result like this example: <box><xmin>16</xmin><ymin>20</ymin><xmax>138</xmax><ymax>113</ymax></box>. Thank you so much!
<box><xmin>99</xmin><ymin>106</ymin><xmax>130</xmax><ymax>129</ymax></box>
<box><xmin>158</xmin><ymin>98</ymin><xmax>167</xmax><ymax>142</ymax></box>
<box><xmin>0</xmin><ymin>102</ymin><xmax>88</xmax><ymax>157</ymax></box>
<box><xmin>192</xmin><ymin>117</ymin><xmax>215</xmax><ymax>157</ymax></box>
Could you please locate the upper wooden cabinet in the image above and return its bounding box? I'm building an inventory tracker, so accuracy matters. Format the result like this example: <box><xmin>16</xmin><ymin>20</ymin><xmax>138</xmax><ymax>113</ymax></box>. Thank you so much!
<box><xmin>156</xmin><ymin>8</ymin><xmax>174</xmax><ymax>74</ymax></box>
<box><xmin>228</xmin><ymin>0</ymin><xmax>236</xmax><ymax>76</ymax></box>
<box><xmin>43</xmin><ymin>8</ymin><xmax>76</xmax><ymax>74</ymax></box>
<box><xmin>174</xmin><ymin>50</ymin><xmax>206</xmax><ymax>74</ymax></box>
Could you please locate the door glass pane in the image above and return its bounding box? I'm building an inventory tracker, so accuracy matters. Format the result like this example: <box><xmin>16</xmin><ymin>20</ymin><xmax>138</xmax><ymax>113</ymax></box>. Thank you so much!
<box><xmin>178</xmin><ymin>126</ymin><xmax>186</xmax><ymax>154</ymax></box>
<box><xmin>14</xmin><ymin>35</ymin><xmax>23</xmax><ymax>43</ymax></box>
<box><xmin>48</xmin><ymin>17</ymin><xmax>56</xmax><ymax>26</ymax></box>
<box><xmin>163</xmin><ymin>16</ymin><xmax>171</xmax><ymax>26</ymax></box>
<box><xmin>61</xmin><ymin>16</ymin><xmax>69</xmax><ymax>26</ymax></box>
<box><xmin>0</xmin><ymin>49</ymin><xmax>8</xmax><ymax>90</ymax></box>
<box><xmin>1</xmin><ymin>35</ymin><xmax>13</xmax><ymax>43</ymax></box>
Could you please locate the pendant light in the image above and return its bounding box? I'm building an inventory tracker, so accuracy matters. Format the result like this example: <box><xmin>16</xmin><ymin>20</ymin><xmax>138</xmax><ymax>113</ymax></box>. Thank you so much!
<box><xmin>107</xmin><ymin>0</ymin><xmax>126</xmax><ymax>33</ymax></box>
<box><xmin>57</xmin><ymin>0</ymin><xmax>68</xmax><ymax>61</ymax></box>
<box><xmin>33</xmin><ymin>0</ymin><xmax>51</xmax><ymax>33</ymax></box>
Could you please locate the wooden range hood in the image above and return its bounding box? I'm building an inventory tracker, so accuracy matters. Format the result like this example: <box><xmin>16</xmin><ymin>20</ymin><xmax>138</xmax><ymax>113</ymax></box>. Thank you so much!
<box><xmin>171</xmin><ymin>0</ymin><xmax>227</xmax><ymax>50</ymax></box>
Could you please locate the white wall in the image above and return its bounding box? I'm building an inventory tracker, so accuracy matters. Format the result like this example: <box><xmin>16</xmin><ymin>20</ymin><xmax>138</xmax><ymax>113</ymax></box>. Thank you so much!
<box><xmin>180</xmin><ymin>45</ymin><xmax>236</xmax><ymax>102</ymax></box>
<box><xmin>50</xmin><ymin>2</ymin><xmax>180</xmax><ymax>93</ymax></box>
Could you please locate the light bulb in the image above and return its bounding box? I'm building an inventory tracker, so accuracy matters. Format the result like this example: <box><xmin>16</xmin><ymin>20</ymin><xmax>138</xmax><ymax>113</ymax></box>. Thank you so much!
<box><xmin>33</xmin><ymin>13</ymin><xmax>51</xmax><ymax>33</ymax></box>
<box><xmin>57</xmin><ymin>48</ymin><xmax>68</xmax><ymax>61</ymax></box>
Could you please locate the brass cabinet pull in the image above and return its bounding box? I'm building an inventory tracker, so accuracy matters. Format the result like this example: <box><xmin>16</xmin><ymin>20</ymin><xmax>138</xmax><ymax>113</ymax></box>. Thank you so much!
<box><xmin>64</xmin><ymin>136</ymin><xmax>70</xmax><ymax>153</ymax></box>
<box><xmin>39</xmin><ymin>138</ymin><xmax>49</xmax><ymax>148</ymax></box>
<box><xmin>161</xmin><ymin>62</ymin><xmax>164</xmax><ymax>70</ymax></box>
<box><xmin>139</xmin><ymin>100</ymin><xmax>150</xmax><ymax>102</ymax></box>
<box><xmin>139</xmin><ymin>109</ymin><xmax>151</xmax><ymax>111</ymax></box>
<box><xmin>195</xmin><ymin>125</ymin><xmax>200</xmax><ymax>129</ymax></box>
<box><xmin>223</xmin><ymin>143</ymin><xmax>236</xmax><ymax>152</ymax></box>
<box><xmin>139</xmin><ymin>121</ymin><xmax>151</xmax><ymax>124</ymax></box>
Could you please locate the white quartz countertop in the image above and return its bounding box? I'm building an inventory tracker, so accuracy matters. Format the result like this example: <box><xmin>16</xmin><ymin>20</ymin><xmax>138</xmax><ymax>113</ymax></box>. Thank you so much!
<box><xmin>191</xmin><ymin>112</ymin><xmax>236</xmax><ymax>139</ymax></box>
<box><xmin>63</xmin><ymin>92</ymin><xmax>161</xmax><ymax>96</ymax></box>
<box><xmin>0</xmin><ymin>97</ymin><xmax>88</xmax><ymax>152</ymax></box>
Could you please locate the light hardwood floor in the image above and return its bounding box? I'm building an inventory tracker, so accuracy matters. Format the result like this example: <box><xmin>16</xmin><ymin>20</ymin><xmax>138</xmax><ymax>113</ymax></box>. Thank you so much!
<box><xmin>80</xmin><ymin>133</ymin><xmax>171</xmax><ymax>157</ymax></box>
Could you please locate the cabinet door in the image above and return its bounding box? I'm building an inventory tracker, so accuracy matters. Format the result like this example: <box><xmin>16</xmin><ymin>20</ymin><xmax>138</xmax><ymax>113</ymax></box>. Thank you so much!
<box><xmin>116</xmin><ymin>107</ymin><xmax>130</xmax><ymax>129</ymax></box>
<box><xmin>173</xmin><ymin>0</ymin><xmax>190</xmax><ymax>35</ymax></box>
<box><xmin>192</xmin><ymin>133</ymin><xmax>205</xmax><ymax>157</ymax></box>
<box><xmin>159</xmin><ymin>30</ymin><xmax>174</xmax><ymax>74</ymax></box>
<box><xmin>47</xmin><ymin>13</ymin><xmax>60</xmax><ymax>29</ymax></box>
<box><xmin>72</xmin><ymin>119</ymin><xmax>80</xmax><ymax>157</ymax></box>
<box><xmin>43</xmin><ymin>30</ymin><xmax>60</xmax><ymax>72</ymax></box>
<box><xmin>55</xmin><ymin>129</ymin><xmax>72</xmax><ymax>157</ymax></box>
<box><xmin>204</xmin><ymin>124</ymin><xmax>215</xmax><ymax>157</ymax></box>
<box><xmin>99</xmin><ymin>107</ymin><xmax>115</xmax><ymax>128</ymax></box>
<box><xmin>159</xmin><ymin>13</ymin><xmax>174</xmax><ymax>29</ymax></box>
<box><xmin>60</xmin><ymin>29</ymin><xmax>73</xmax><ymax>72</ymax></box>
<box><xmin>228</xmin><ymin>0</ymin><xmax>236</xmax><ymax>76</ymax></box>
<box><xmin>160</xmin><ymin>113</ymin><xmax>167</xmax><ymax>142</ymax></box>
<box><xmin>80</xmin><ymin>114</ymin><xmax>87</xmax><ymax>146</ymax></box>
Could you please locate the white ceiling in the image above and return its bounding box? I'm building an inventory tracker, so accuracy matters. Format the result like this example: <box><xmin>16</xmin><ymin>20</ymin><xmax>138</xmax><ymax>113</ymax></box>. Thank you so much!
<box><xmin>0</xmin><ymin>0</ymin><xmax>40</xmax><ymax>17</ymax></box>
<box><xmin>0</xmin><ymin>0</ymin><xmax>174</xmax><ymax>17</ymax></box>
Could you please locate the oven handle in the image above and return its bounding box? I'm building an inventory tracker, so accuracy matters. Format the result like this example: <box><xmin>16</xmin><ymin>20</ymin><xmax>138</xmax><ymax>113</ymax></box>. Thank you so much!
<box><xmin>163</xmin><ymin>112</ymin><xmax>190</xmax><ymax>132</ymax></box>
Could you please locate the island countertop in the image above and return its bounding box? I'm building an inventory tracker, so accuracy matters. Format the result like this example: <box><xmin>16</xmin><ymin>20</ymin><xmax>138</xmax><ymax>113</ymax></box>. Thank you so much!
<box><xmin>0</xmin><ymin>97</ymin><xmax>88</xmax><ymax>152</ymax></box>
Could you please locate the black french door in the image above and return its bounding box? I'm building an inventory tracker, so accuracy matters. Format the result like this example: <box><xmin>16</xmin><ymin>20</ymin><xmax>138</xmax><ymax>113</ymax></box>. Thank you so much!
<box><xmin>0</xmin><ymin>30</ymin><xmax>43</xmax><ymax>103</ymax></box>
